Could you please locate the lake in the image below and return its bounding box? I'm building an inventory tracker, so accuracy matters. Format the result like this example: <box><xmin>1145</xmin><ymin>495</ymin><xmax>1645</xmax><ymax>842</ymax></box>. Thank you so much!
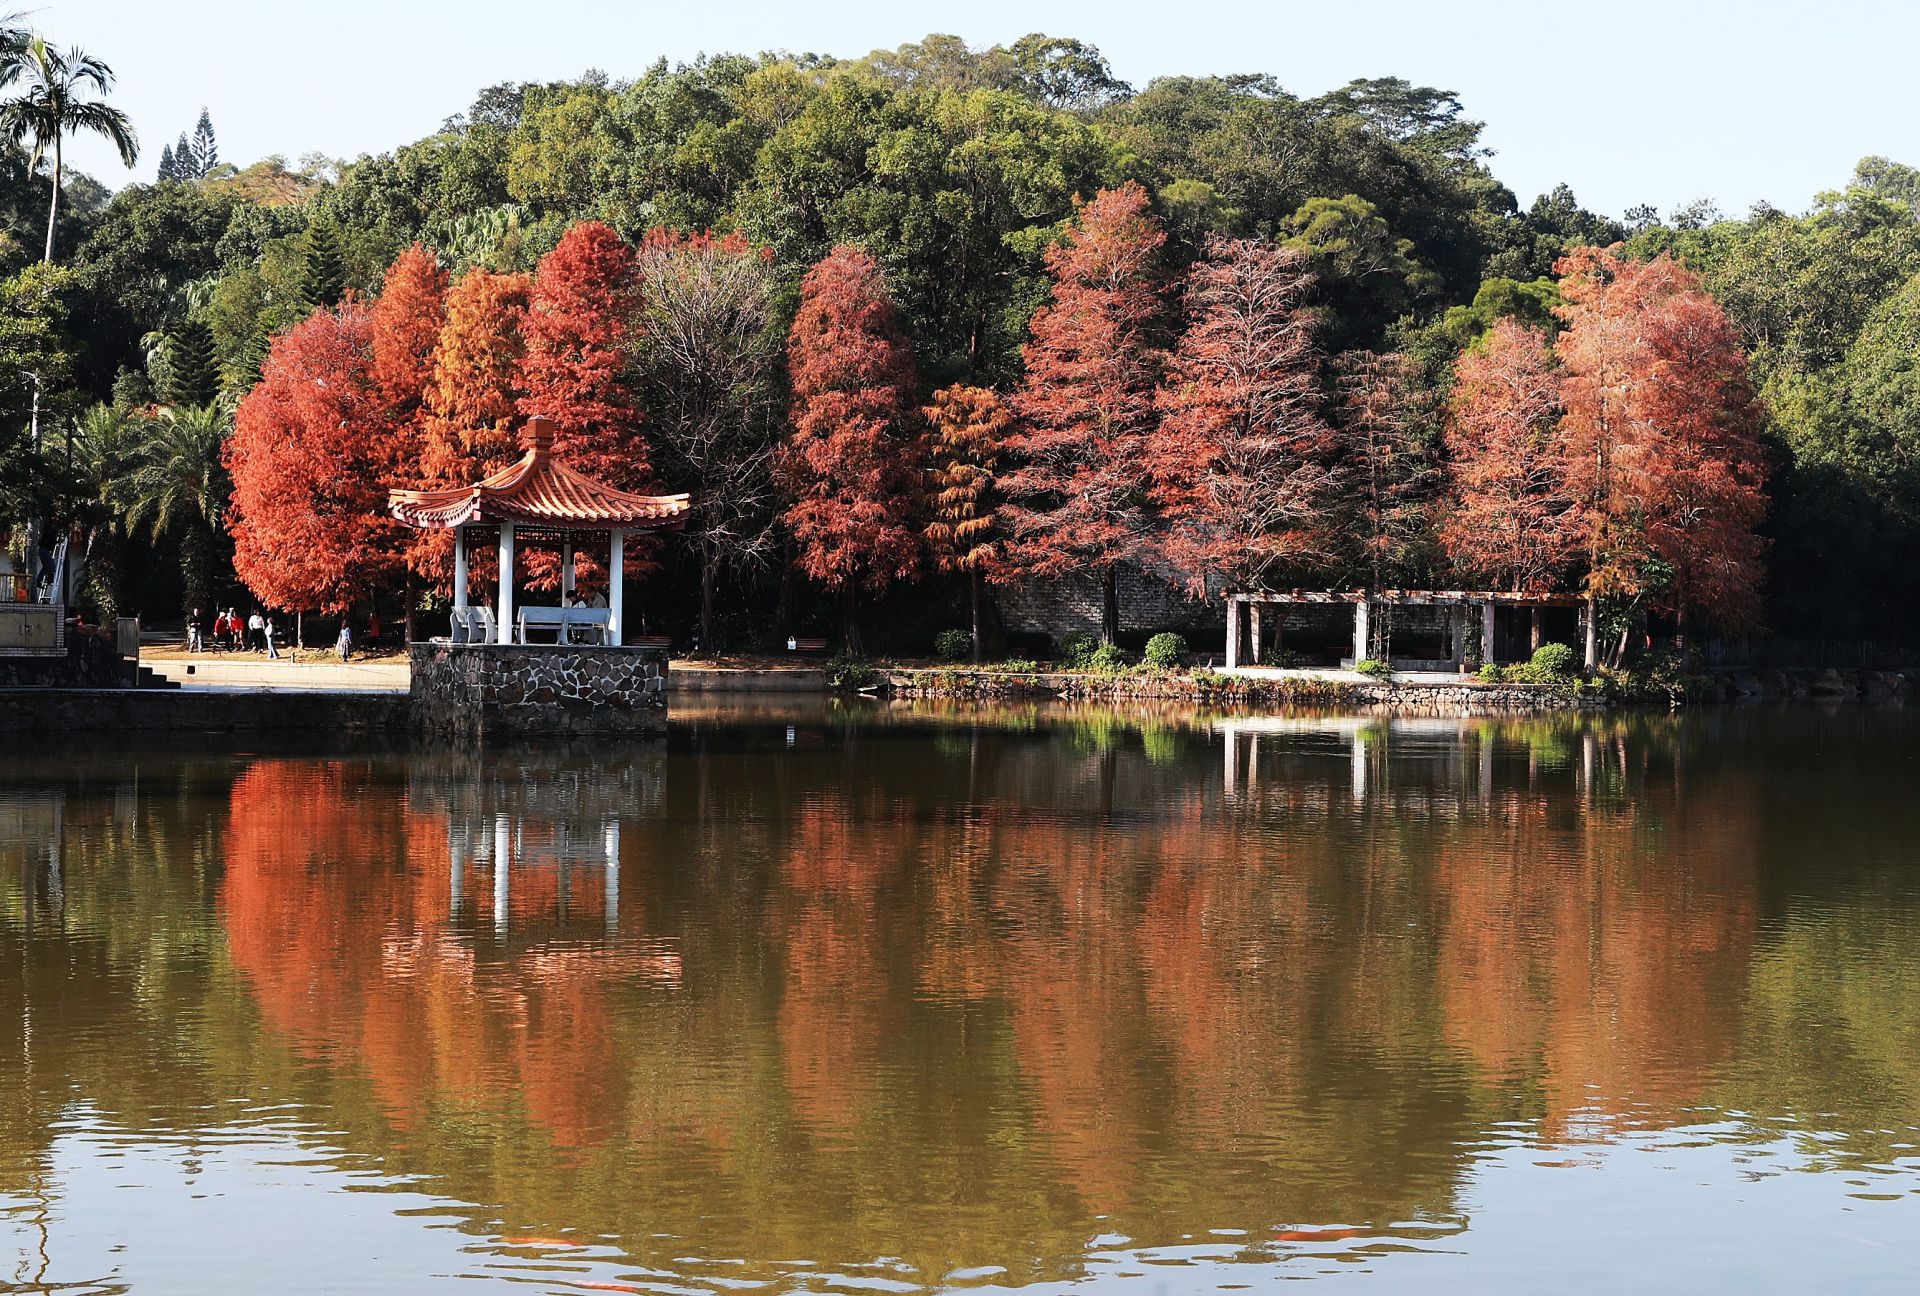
<box><xmin>4</xmin><ymin>702</ymin><xmax>1919</xmax><ymax>1293</ymax></box>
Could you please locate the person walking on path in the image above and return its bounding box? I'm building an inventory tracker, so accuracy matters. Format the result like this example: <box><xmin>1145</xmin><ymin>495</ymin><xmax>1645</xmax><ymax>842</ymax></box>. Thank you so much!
<box><xmin>264</xmin><ymin>615</ymin><xmax>280</xmax><ymax>660</ymax></box>
<box><xmin>336</xmin><ymin>622</ymin><xmax>352</xmax><ymax>663</ymax></box>
<box><xmin>186</xmin><ymin>608</ymin><xmax>203</xmax><ymax>653</ymax></box>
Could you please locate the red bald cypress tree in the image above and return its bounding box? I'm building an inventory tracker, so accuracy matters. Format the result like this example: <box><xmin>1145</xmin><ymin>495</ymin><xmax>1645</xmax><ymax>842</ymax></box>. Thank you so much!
<box><xmin>1149</xmin><ymin>235</ymin><xmax>1333</xmax><ymax>595</ymax></box>
<box><xmin>1442</xmin><ymin>318</ymin><xmax>1577</xmax><ymax>593</ymax></box>
<box><xmin>227</xmin><ymin>302</ymin><xmax>402</xmax><ymax>615</ymax></box>
<box><xmin>1557</xmin><ymin>247</ymin><xmax>1767</xmax><ymax>641</ymax></box>
<box><xmin>411</xmin><ymin>268</ymin><xmax>531</xmax><ymax>584</ymax></box>
<box><xmin>781</xmin><ymin>244</ymin><xmax>923</xmax><ymax>654</ymax></box>
<box><xmin>369</xmin><ymin>244</ymin><xmax>446</xmax><ymax>431</ymax></box>
<box><xmin>924</xmin><ymin>383</ymin><xmax>1011</xmax><ymax>661</ymax></box>
<box><xmin>1003</xmin><ymin>182</ymin><xmax>1168</xmax><ymax>643</ymax></box>
<box><xmin>518</xmin><ymin>221</ymin><xmax>646</xmax><ymax>489</ymax></box>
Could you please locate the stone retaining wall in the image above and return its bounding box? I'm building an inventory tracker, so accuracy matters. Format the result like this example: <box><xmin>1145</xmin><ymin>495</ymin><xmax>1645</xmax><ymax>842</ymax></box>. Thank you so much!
<box><xmin>411</xmin><ymin>643</ymin><xmax>667</xmax><ymax>738</ymax></box>
<box><xmin>885</xmin><ymin>669</ymin><xmax>1603</xmax><ymax>714</ymax></box>
<box><xmin>0</xmin><ymin>632</ymin><xmax>124</xmax><ymax>689</ymax></box>
<box><xmin>0</xmin><ymin>687</ymin><xmax>405</xmax><ymax>734</ymax></box>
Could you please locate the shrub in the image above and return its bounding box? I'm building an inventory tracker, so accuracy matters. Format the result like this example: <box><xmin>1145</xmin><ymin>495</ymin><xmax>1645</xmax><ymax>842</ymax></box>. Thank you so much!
<box><xmin>826</xmin><ymin>654</ymin><xmax>877</xmax><ymax>690</ymax></box>
<box><xmin>1476</xmin><ymin>662</ymin><xmax>1506</xmax><ymax>683</ymax></box>
<box><xmin>1143</xmin><ymin>632</ymin><xmax>1187</xmax><ymax>669</ymax></box>
<box><xmin>1355</xmin><ymin>658</ymin><xmax>1393</xmax><ymax>679</ymax></box>
<box><xmin>991</xmin><ymin>658</ymin><xmax>1040</xmax><ymax>674</ymax></box>
<box><xmin>933</xmin><ymin>628</ymin><xmax>971</xmax><ymax>661</ymax></box>
<box><xmin>1087</xmin><ymin>642</ymin><xmax>1131</xmax><ymax>672</ymax></box>
<box><xmin>1529</xmin><ymin>641</ymin><xmax>1578</xmax><ymax>680</ymax></box>
<box><xmin>1056</xmin><ymin>630</ymin><xmax>1098</xmax><ymax>668</ymax></box>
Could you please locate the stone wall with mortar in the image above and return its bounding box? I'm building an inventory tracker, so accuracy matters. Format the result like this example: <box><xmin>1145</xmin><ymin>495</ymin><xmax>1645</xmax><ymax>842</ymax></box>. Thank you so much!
<box><xmin>0</xmin><ymin>632</ymin><xmax>124</xmax><ymax>688</ymax></box>
<box><xmin>410</xmin><ymin>644</ymin><xmax>667</xmax><ymax>739</ymax></box>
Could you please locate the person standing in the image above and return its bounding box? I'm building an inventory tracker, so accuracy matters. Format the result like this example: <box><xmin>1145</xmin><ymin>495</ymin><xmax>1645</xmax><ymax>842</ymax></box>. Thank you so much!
<box><xmin>247</xmin><ymin>609</ymin><xmax>264</xmax><ymax>652</ymax></box>
<box><xmin>263</xmin><ymin>615</ymin><xmax>280</xmax><ymax>660</ymax></box>
<box><xmin>336</xmin><ymin>621</ymin><xmax>353</xmax><ymax>663</ymax></box>
<box><xmin>228</xmin><ymin>609</ymin><xmax>244</xmax><ymax>652</ymax></box>
<box><xmin>186</xmin><ymin>608</ymin><xmax>203</xmax><ymax>653</ymax></box>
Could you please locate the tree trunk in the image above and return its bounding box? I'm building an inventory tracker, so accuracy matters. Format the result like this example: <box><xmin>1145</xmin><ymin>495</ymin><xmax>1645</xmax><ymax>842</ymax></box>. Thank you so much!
<box><xmin>1101</xmin><ymin>564</ymin><xmax>1120</xmax><ymax>645</ymax></box>
<box><xmin>699</xmin><ymin>550</ymin><xmax>719</xmax><ymax>659</ymax></box>
<box><xmin>403</xmin><ymin>573</ymin><xmax>416</xmax><ymax>645</ymax></box>
<box><xmin>42</xmin><ymin>136</ymin><xmax>60</xmax><ymax>263</ymax></box>
<box><xmin>969</xmin><ymin>567</ymin><xmax>983</xmax><ymax>664</ymax></box>
<box><xmin>841</xmin><ymin>585</ymin><xmax>864</xmax><ymax>658</ymax></box>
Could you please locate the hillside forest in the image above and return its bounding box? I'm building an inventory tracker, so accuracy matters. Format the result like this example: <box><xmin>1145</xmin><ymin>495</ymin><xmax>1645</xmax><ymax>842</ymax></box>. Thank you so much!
<box><xmin>3</xmin><ymin>28</ymin><xmax>1917</xmax><ymax>656</ymax></box>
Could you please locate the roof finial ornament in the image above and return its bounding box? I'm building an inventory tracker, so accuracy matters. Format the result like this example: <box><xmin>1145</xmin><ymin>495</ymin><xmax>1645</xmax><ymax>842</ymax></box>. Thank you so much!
<box><xmin>520</xmin><ymin>417</ymin><xmax>556</xmax><ymax>457</ymax></box>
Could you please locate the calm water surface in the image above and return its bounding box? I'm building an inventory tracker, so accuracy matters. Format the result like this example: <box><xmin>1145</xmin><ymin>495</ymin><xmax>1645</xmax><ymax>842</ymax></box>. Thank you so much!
<box><xmin>4</xmin><ymin>703</ymin><xmax>1920</xmax><ymax>1293</ymax></box>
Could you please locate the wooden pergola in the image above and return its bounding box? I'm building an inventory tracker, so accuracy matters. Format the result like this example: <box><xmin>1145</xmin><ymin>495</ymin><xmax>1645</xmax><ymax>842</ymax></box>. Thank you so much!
<box><xmin>1224</xmin><ymin>590</ymin><xmax>1592</xmax><ymax>672</ymax></box>
<box><xmin>388</xmin><ymin>418</ymin><xmax>690</xmax><ymax>645</ymax></box>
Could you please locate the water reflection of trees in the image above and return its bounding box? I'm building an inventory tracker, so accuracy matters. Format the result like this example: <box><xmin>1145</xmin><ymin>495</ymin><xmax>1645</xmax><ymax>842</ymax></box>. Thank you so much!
<box><xmin>4</xmin><ymin>709</ymin><xmax>1920</xmax><ymax>1284</ymax></box>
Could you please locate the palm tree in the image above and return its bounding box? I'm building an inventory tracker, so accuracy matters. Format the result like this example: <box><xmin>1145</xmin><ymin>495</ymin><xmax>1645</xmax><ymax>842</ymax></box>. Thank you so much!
<box><xmin>122</xmin><ymin>402</ymin><xmax>228</xmax><ymax>617</ymax></box>
<box><xmin>68</xmin><ymin>403</ymin><xmax>143</xmax><ymax>619</ymax></box>
<box><xmin>0</xmin><ymin>36</ymin><xmax>138</xmax><ymax>263</ymax></box>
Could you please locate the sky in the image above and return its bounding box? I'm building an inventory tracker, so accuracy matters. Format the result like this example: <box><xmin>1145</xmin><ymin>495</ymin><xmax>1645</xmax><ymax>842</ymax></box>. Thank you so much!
<box><xmin>28</xmin><ymin>0</ymin><xmax>1920</xmax><ymax>221</ymax></box>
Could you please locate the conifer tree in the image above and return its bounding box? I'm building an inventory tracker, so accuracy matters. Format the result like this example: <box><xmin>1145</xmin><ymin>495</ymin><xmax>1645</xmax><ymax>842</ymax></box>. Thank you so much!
<box><xmin>299</xmin><ymin>220</ymin><xmax>348</xmax><ymax>310</ymax></box>
<box><xmin>157</xmin><ymin>141</ymin><xmax>176</xmax><ymax>182</ymax></box>
<box><xmin>924</xmin><ymin>383</ymin><xmax>1010</xmax><ymax>661</ymax></box>
<box><xmin>781</xmin><ymin>244</ymin><xmax>923</xmax><ymax>654</ymax></box>
<box><xmin>1149</xmin><ymin>235</ymin><xmax>1333</xmax><ymax>594</ymax></box>
<box><xmin>190</xmin><ymin>107</ymin><xmax>216</xmax><ymax>175</ymax></box>
<box><xmin>160</xmin><ymin>318</ymin><xmax>219</xmax><ymax>408</ymax></box>
<box><xmin>518</xmin><ymin>221</ymin><xmax>645</xmax><ymax>488</ymax></box>
<box><xmin>1002</xmin><ymin>182</ymin><xmax>1168</xmax><ymax>643</ymax></box>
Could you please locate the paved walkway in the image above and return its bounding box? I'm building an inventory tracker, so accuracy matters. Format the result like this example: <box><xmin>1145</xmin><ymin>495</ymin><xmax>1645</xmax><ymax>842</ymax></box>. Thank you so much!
<box><xmin>144</xmin><ymin>657</ymin><xmax>410</xmax><ymax>691</ymax></box>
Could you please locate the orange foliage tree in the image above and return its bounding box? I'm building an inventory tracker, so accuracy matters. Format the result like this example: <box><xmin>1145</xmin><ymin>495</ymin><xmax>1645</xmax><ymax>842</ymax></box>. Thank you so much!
<box><xmin>518</xmin><ymin>220</ymin><xmax>646</xmax><ymax>489</ymax></box>
<box><xmin>1441</xmin><ymin>319</ymin><xmax>1578</xmax><ymax>592</ymax></box>
<box><xmin>1003</xmin><ymin>182</ymin><xmax>1168</xmax><ymax>644</ymax></box>
<box><xmin>1148</xmin><ymin>235</ymin><xmax>1333</xmax><ymax>594</ymax></box>
<box><xmin>226</xmin><ymin>302</ymin><xmax>406</xmax><ymax>615</ymax></box>
<box><xmin>923</xmin><ymin>384</ymin><xmax>1010</xmax><ymax>661</ymax></box>
<box><xmin>1329</xmin><ymin>349</ymin><xmax>1443</xmax><ymax>601</ymax></box>
<box><xmin>1557</xmin><ymin>247</ymin><xmax>1768</xmax><ymax>638</ymax></box>
<box><xmin>780</xmin><ymin>244</ymin><xmax>923</xmax><ymax>653</ymax></box>
<box><xmin>411</xmin><ymin>268</ymin><xmax>532</xmax><ymax>584</ymax></box>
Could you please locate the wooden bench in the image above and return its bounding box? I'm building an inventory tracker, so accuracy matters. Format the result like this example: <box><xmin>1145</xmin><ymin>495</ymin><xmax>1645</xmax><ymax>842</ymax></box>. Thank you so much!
<box><xmin>789</xmin><ymin>636</ymin><xmax>829</xmax><ymax>654</ymax></box>
<box><xmin>630</xmin><ymin>634</ymin><xmax>671</xmax><ymax>651</ymax></box>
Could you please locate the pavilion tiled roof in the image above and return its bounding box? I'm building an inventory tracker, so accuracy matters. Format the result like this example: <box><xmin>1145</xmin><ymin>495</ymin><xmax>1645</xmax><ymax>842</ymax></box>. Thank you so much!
<box><xmin>388</xmin><ymin>418</ymin><xmax>690</xmax><ymax>532</ymax></box>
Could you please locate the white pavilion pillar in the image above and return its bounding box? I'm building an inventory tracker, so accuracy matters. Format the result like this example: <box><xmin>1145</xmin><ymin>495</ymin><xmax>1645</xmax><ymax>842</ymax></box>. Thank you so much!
<box><xmin>1352</xmin><ymin>597</ymin><xmax>1370</xmax><ymax>664</ymax></box>
<box><xmin>1249</xmin><ymin>603</ymin><xmax>1263</xmax><ymax>667</ymax></box>
<box><xmin>1481</xmin><ymin>601</ymin><xmax>1497</xmax><ymax>668</ymax></box>
<box><xmin>1224</xmin><ymin>597</ymin><xmax>1240</xmax><ymax>670</ymax></box>
<box><xmin>608</xmin><ymin>528</ymin><xmax>625</xmax><ymax>646</ymax></box>
<box><xmin>497</xmin><ymin>522</ymin><xmax>515</xmax><ymax>644</ymax></box>
<box><xmin>452</xmin><ymin>527</ymin><xmax>469</xmax><ymax>610</ymax></box>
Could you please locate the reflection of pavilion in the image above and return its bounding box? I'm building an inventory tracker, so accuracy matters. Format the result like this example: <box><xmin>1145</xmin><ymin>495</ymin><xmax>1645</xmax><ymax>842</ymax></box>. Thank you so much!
<box><xmin>449</xmin><ymin>811</ymin><xmax>622</xmax><ymax>936</ymax></box>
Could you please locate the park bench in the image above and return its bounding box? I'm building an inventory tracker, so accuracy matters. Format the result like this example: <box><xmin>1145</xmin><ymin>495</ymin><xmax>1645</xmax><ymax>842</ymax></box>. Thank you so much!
<box><xmin>630</xmin><ymin>634</ymin><xmax>671</xmax><ymax>651</ymax></box>
<box><xmin>516</xmin><ymin>605</ymin><xmax>611</xmax><ymax>646</ymax></box>
<box><xmin>449</xmin><ymin>606</ymin><xmax>498</xmax><ymax>644</ymax></box>
<box><xmin>789</xmin><ymin>636</ymin><xmax>829</xmax><ymax>654</ymax></box>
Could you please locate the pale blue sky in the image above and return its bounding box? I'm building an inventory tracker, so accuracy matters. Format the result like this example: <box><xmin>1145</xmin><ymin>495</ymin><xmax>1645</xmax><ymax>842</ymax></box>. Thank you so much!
<box><xmin>32</xmin><ymin>0</ymin><xmax>1917</xmax><ymax>221</ymax></box>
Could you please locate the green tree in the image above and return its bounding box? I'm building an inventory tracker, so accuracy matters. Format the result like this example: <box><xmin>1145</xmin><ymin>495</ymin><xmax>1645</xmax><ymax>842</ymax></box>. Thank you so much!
<box><xmin>0</xmin><ymin>36</ymin><xmax>138</xmax><ymax>262</ymax></box>
<box><xmin>299</xmin><ymin>219</ymin><xmax>348</xmax><ymax>309</ymax></box>
<box><xmin>122</xmin><ymin>401</ymin><xmax>228</xmax><ymax>617</ymax></box>
<box><xmin>160</xmin><ymin>318</ymin><xmax>218</xmax><ymax>408</ymax></box>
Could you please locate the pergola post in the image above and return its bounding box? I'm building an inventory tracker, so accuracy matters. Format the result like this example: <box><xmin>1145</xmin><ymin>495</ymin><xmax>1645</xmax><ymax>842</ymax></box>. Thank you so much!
<box><xmin>1529</xmin><ymin>607</ymin><xmax>1543</xmax><ymax>653</ymax></box>
<box><xmin>608</xmin><ymin>528</ymin><xmax>625</xmax><ymax>647</ymax></box>
<box><xmin>1352</xmin><ymin>597</ymin><xmax>1370</xmax><ymax>664</ymax></box>
<box><xmin>453</xmin><ymin>527</ymin><xmax>469</xmax><ymax>610</ymax></box>
<box><xmin>1480</xmin><ymin>601</ymin><xmax>1497</xmax><ymax>668</ymax></box>
<box><xmin>1583</xmin><ymin>598</ymin><xmax>1599</xmax><ymax>673</ymax></box>
<box><xmin>1224</xmin><ymin>596</ymin><xmax>1241</xmax><ymax>670</ymax></box>
<box><xmin>497</xmin><ymin>522</ymin><xmax>516</xmax><ymax>644</ymax></box>
<box><xmin>1249</xmin><ymin>602</ymin><xmax>1264</xmax><ymax>667</ymax></box>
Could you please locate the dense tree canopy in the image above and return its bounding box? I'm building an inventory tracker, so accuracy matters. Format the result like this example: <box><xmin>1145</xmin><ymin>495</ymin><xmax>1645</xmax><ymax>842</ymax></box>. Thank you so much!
<box><xmin>5</xmin><ymin>26</ymin><xmax>1915</xmax><ymax>653</ymax></box>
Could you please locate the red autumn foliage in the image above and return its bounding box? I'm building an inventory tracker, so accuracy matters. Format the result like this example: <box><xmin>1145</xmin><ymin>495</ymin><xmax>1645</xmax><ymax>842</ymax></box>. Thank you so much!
<box><xmin>518</xmin><ymin>221</ymin><xmax>647</xmax><ymax>490</ymax></box>
<box><xmin>1556</xmin><ymin>247</ymin><xmax>1768</xmax><ymax>631</ymax></box>
<box><xmin>924</xmin><ymin>383</ymin><xmax>1011</xmax><ymax>658</ymax></box>
<box><xmin>227</xmin><ymin>302</ymin><xmax>407</xmax><ymax>614</ymax></box>
<box><xmin>1441</xmin><ymin>319</ymin><xmax>1578</xmax><ymax>593</ymax></box>
<box><xmin>369</xmin><ymin>244</ymin><xmax>446</xmax><ymax>427</ymax></box>
<box><xmin>1003</xmin><ymin>182</ymin><xmax>1168</xmax><ymax>640</ymax></box>
<box><xmin>1149</xmin><ymin>235</ymin><xmax>1333</xmax><ymax>593</ymax></box>
<box><xmin>411</xmin><ymin>268</ymin><xmax>532</xmax><ymax>583</ymax></box>
<box><xmin>781</xmin><ymin>245</ymin><xmax>923</xmax><ymax>634</ymax></box>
